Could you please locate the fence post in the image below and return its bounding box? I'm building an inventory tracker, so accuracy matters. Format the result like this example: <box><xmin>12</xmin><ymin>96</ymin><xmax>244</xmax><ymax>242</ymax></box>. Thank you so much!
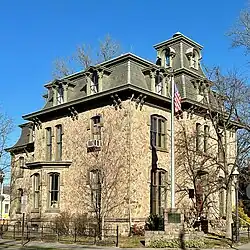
<box><xmin>13</xmin><ymin>224</ymin><xmax>15</xmax><ymax>239</ymax></box>
<box><xmin>74</xmin><ymin>224</ymin><xmax>76</xmax><ymax>243</ymax></box>
<box><xmin>231</xmin><ymin>223</ymin><xmax>234</xmax><ymax>243</ymax></box>
<box><xmin>21</xmin><ymin>213</ymin><xmax>25</xmax><ymax>246</ymax></box>
<box><xmin>248</xmin><ymin>225</ymin><xmax>250</xmax><ymax>239</ymax></box>
<box><xmin>41</xmin><ymin>225</ymin><xmax>43</xmax><ymax>241</ymax></box>
<box><xmin>116</xmin><ymin>225</ymin><xmax>119</xmax><ymax>247</ymax></box>
<box><xmin>26</xmin><ymin>223</ymin><xmax>29</xmax><ymax>240</ymax></box>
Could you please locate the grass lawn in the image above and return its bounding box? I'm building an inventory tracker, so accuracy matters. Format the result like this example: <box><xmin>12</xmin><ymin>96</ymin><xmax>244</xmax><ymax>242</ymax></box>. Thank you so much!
<box><xmin>118</xmin><ymin>236</ymin><xmax>145</xmax><ymax>248</ymax></box>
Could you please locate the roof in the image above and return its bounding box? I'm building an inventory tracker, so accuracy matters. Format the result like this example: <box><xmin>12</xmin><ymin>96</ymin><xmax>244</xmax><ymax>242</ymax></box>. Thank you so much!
<box><xmin>154</xmin><ymin>32</ymin><xmax>203</xmax><ymax>50</ymax></box>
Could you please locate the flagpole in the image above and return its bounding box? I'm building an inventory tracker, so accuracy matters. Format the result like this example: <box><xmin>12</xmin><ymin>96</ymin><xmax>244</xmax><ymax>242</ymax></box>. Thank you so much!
<box><xmin>170</xmin><ymin>71</ymin><xmax>175</xmax><ymax>209</ymax></box>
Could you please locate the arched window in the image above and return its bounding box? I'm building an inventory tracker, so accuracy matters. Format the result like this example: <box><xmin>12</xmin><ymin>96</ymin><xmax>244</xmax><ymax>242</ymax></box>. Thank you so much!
<box><xmin>192</xmin><ymin>50</ymin><xmax>199</xmax><ymax>69</ymax></box>
<box><xmin>196</xmin><ymin>123</ymin><xmax>202</xmax><ymax>151</ymax></box>
<box><xmin>91</xmin><ymin>72</ymin><xmax>99</xmax><ymax>94</ymax></box>
<box><xmin>155</xmin><ymin>72</ymin><xmax>163</xmax><ymax>95</ymax></box>
<box><xmin>18</xmin><ymin>157</ymin><xmax>24</xmax><ymax>178</ymax></box>
<box><xmin>57</xmin><ymin>83</ymin><xmax>64</xmax><ymax>104</ymax></box>
<box><xmin>165</xmin><ymin>48</ymin><xmax>171</xmax><ymax>67</ymax></box>
<box><xmin>150</xmin><ymin>115</ymin><xmax>166</xmax><ymax>149</ymax></box>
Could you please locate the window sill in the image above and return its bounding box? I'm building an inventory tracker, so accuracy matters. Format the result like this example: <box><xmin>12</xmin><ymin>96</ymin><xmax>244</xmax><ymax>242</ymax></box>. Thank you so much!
<box><xmin>45</xmin><ymin>209</ymin><xmax>60</xmax><ymax>213</ymax></box>
<box><xmin>31</xmin><ymin>209</ymin><xmax>39</xmax><ymax>213</ymax></box>
<box><xmin>149</xmin><ymin>146</ymin><xmax>168</xmax><ymax>153</ymax></box>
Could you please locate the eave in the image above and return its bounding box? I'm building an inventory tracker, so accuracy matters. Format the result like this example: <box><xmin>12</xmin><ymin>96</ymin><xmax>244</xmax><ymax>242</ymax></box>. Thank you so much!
<box><xmin>5</xmin><ymin>142</ymin><xmax>34</xmax><ymax>153</ymax></box>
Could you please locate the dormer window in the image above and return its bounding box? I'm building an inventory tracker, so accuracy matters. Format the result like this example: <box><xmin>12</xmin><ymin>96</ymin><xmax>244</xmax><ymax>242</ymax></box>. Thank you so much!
<box><xmin>91</xmin><ymin>72</ymin><xmax>99</xmax><ymax>94</ymax></box>
<box><xmin>57</xmin><ymin>84</ymin><xmax>64</xmax><ymax>104</ymax></box>
<box><xmin>155</xmin><ymin>72</ymin><xmax>163</xmax><ymax>95</ymax></box>
<box><xmin>165</xmin><ymin>48</ymin><xmax>171</xmax><ymax>67</ymax></box>
<box><xmin>192</xmin><ymin>50</ymin><xmax>199</xmax><ymax>70</ymax></box>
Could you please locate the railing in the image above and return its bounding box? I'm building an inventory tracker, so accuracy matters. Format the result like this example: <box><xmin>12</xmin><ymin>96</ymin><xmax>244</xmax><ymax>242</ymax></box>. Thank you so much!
<box><xmin>0</xmin><ymin>220</ymin><xmax>119</xmax><ymax>247</ymax></box>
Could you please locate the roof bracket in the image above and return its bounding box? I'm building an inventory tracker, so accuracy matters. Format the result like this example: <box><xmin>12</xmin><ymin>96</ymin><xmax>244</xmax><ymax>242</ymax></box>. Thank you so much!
<box><xmin>68</xmin><ymin>106</ymin><xmax>78</xmax><ymax>121</ymax></box>
<box><xmin>33</xmin><ymin>117</ymin><xmax>42</xmax><ymax>129</ymax></box>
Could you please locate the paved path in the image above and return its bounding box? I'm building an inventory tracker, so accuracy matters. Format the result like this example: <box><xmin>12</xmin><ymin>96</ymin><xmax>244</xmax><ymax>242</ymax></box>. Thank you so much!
<box><xmin>0</xmin><ymin>239</ymin><xmax>250</xmax><ymax>249</ymax></box>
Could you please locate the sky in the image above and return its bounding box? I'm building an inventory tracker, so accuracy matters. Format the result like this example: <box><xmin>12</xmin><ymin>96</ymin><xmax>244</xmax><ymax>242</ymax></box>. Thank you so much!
<box><xmin>0</xmin><ymin>0</ymin><xmax>249</xmax><ymax>148</ymax></box>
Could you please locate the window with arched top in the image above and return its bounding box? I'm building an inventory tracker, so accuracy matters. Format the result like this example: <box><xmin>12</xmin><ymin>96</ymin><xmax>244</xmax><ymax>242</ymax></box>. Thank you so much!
<box><xmin>192</xmin><ymin>50</ymin><xmax>199</xmax><ymax>70</ymax></box>
<box><xmin>165</xmin><ymin>48</ymin><xmax>171</xmax><ymax>67</ymax></box>
<box><xmin>150</xmin><ymin>115</ymin><xmax>166</xmax><ymax>149</ymax></box>
<box><xmin>91</xmin><ymin>72</ymin><xmax>99</xmax><ymax>94</ymax></box>
<box><xmin>18</xmin><ymin>157</ymin><xmax>24</xmax><ymax>178</ymax></box>
<box><xmin>155</xmin><ymin>72</ymin><xmax>163</xmax><ymax>95</ymax></box>
<box><xmin>196</xmin><ymin>123</ymin><xmax>202</xmax><ymax>151</ymax></box>
<box><xmin>57</xmin><ymin>83</ymin><xmax>64</xmax><ymax>104</ymax></box>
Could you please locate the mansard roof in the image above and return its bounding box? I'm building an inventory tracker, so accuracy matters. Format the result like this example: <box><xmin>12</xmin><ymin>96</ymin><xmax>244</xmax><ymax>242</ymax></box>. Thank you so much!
<box><xmin>5</xmin><ymin>122</ymin><xmax>34</xmax><ymax>153</ymax></box>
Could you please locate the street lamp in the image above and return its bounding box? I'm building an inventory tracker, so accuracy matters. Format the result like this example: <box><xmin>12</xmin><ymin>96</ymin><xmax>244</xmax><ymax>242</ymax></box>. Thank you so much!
<box><xmin>232</xmin><ymin>167</ymin><xmax>239</xmax><ymax>243</ymax></box>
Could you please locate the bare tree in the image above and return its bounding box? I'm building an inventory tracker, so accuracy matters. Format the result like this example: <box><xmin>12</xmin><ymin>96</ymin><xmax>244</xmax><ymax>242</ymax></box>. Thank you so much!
<box><xmin>175</xmin><ymin>118</ymin><xmax>221</xmax><ymax>228</ymax></box>
<box><xmin>66</xmin><ymin>106</ymin><xmax>130</xmax><ymax>239</ymax></box>
<box><xmin>0</xmin><ymin>110</ymin><xmax>13</xmax><ymax>173</ymax></box>
<box><xmin>205</xmin><ymin>68</ymin><xmax>250</xmax><ymax>238</ymax></box>
<box><xmin>228</xmin><ymin>5</ymin><xmax>250</xmax><ymax>54</ymax></box>
<box><xmin>53</xmin><ymin>34</ymin><xmax>121</xmax><ymax>78</ymax></box>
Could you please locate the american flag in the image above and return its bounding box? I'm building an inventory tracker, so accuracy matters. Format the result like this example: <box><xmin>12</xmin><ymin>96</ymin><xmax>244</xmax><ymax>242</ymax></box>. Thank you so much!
<box><xmin>174</xmin><ymin>84</ymin><xmax>182</xmax><ymax>113</ymax></box>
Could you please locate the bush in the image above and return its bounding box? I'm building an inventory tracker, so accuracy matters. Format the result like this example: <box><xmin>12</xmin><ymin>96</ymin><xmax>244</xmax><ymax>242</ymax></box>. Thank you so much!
<box><xmin>53</xmin><ymin>211</ymin><xmax>71</xmax><ymax>236</ymax></box>
<box><xmin>150</xmin><ymin>239</ymin><xmax>205</xmax><ymax>248</ymax></box>
<box><xmin>145</xmin><ymin>214</ymin><xmax>164</xmax><ymax>231</ymax></box>
<box><xmin>131</xmin><ymin>224</ymin><xmax>145</xmax><ymax>236</ymax></box>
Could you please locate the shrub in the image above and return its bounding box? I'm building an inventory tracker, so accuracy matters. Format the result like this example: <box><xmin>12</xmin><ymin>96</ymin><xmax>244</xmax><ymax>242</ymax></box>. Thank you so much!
<box><xmin>53</xmin><ymin>211</ymin><xmax>71</xmax><ymax>236</ymax></box>
<box><xmin>145</xmin><ymin>214</ymin><xmax>164</xmax><ymax>231</ymax></box>
<box><xmin>131</xmin><ymin>224</ymin><xmax>145</xmax><ymax>236</ymax></box>
<box><xmin>149</xmin><ymin>239</ymin><xmax>205</xmax><ymax>248</ymax></box>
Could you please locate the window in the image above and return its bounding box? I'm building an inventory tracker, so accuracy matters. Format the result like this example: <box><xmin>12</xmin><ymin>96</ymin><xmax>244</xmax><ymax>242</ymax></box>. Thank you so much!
<box><xmin>151</xmin><ymin>115</ymin><xmax>166</xmax><ymax>149</ymax></box>
<box><xmin>18</xmin><ymin>157</ymin><xmax>24</xmax><ymax>177</ymax></box>
<box><xmin>33</xmin><ymin>174</ymin><xmax>40</xmax><ymax>209</ymax></box>
<box><xmin>4</xmin><ymin>204</ymin><xmax>9</xmax><ymax>214</ymax></box>
<box><xmin>56</xmin><ymin>125</ymin><xmax>63</xmax><ymax>161</ymax></box>
<box><xmin>219</xmin><ymin>188</ymin><xmax>225</xmax><ymax>217</ymax></box>
<box><xmin>204</xmin><ymin>125</ymin><xmax>209</xmax><ymax>153</ymax></box>
<box><xmin>46</xmin><ymin>127</ymin><xmax>52</xmax><ymax>161</ymax></box>
<box><xmin>29</xmin><ymin>126</ymin><xmax>35</xmax><ymax>143</ymax></box>
<box><xmin>192</xmin><ymin>50</ymin><xmax>199</xmax><ymax>69</ymax></box>
<box><xmin>151</xmin><ymin>169</ymin><xmax>167</xmax><ymax>215</ymax></box>
<box><xmin>16</xmin><ymin>188</ymin><xmax>23</xmax><ymax>214</ymax></box>
<box><xmin>196</xmin><ymin>171</ymin><xmax>208</xmax><ymax>216</ymax></box>
<box><xmin>165</xmin><ymin>49</ymin><xmax>170</xmax><ymax>67</ymax></box>
<box><xmin>218</xmin><ymin>133</ymin><xmax>224</xmax><ymax>162</ymax></box>
<box><xmin>91</xmin><ymin>72</ymin><xmax>99</xmax><ymax>94</ymax></box>
<box><xmin>48</xmin><ymin>173</ymin><xmax>60</xmax><ymax>209</ymax></box>
<box><xmin>91</xmin><ymin>115</ymin><xmax>102</xmax><ymax>140</ymax></box>
<box><xmin>196</xmin><ymin>123</ymin><xmax>202</xmax><ymax>151</ymax></box>
<box><xmin>89</xmin><ymin>170</ymin><xmax>101</xmax><ymax>211</ymax></box>
<box><xmin>57</xmin><ymin>84</ymin><xmax>64</xmax><ymax>104</ymax></box>
<box><xmin>155</xmin><ymin>72</ymin><xmax>163</xmax><ymax>95</ymax></box>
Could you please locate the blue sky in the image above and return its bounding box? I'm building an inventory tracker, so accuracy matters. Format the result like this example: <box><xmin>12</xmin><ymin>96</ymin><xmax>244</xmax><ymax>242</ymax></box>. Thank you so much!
<box><xmin>0</xmin><ymin>0</ymin><xmax>249</xmax><ymax>147</ymax></box>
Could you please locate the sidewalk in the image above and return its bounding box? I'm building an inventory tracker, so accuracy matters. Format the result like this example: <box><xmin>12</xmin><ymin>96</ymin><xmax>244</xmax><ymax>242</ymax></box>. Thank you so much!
<box><xmin>0</xmin><ymin>239</ymin><xmax>249</xmax><ymax>249</ymax></box>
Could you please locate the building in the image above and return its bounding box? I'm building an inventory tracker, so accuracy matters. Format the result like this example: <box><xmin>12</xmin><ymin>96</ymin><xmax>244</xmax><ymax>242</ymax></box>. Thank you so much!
<box><xmin>7</xmin><ymin>33</ymin><xmax>237</xmax><ymax>234</ymax></box>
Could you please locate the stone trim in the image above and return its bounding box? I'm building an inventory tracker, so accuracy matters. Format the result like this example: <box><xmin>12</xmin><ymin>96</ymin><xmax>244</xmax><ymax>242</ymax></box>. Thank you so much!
<box><xmin>26</xmin><ymin>161</ymin><xmax>72</xmax><ymax>169</ymax></box>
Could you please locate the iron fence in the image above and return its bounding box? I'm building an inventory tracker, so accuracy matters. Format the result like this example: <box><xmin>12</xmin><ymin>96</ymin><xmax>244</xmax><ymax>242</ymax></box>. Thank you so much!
<box><xmin>0</xmin><ymin>219</ymin><xmax>119</xmax><ymax>247</ymax></box>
